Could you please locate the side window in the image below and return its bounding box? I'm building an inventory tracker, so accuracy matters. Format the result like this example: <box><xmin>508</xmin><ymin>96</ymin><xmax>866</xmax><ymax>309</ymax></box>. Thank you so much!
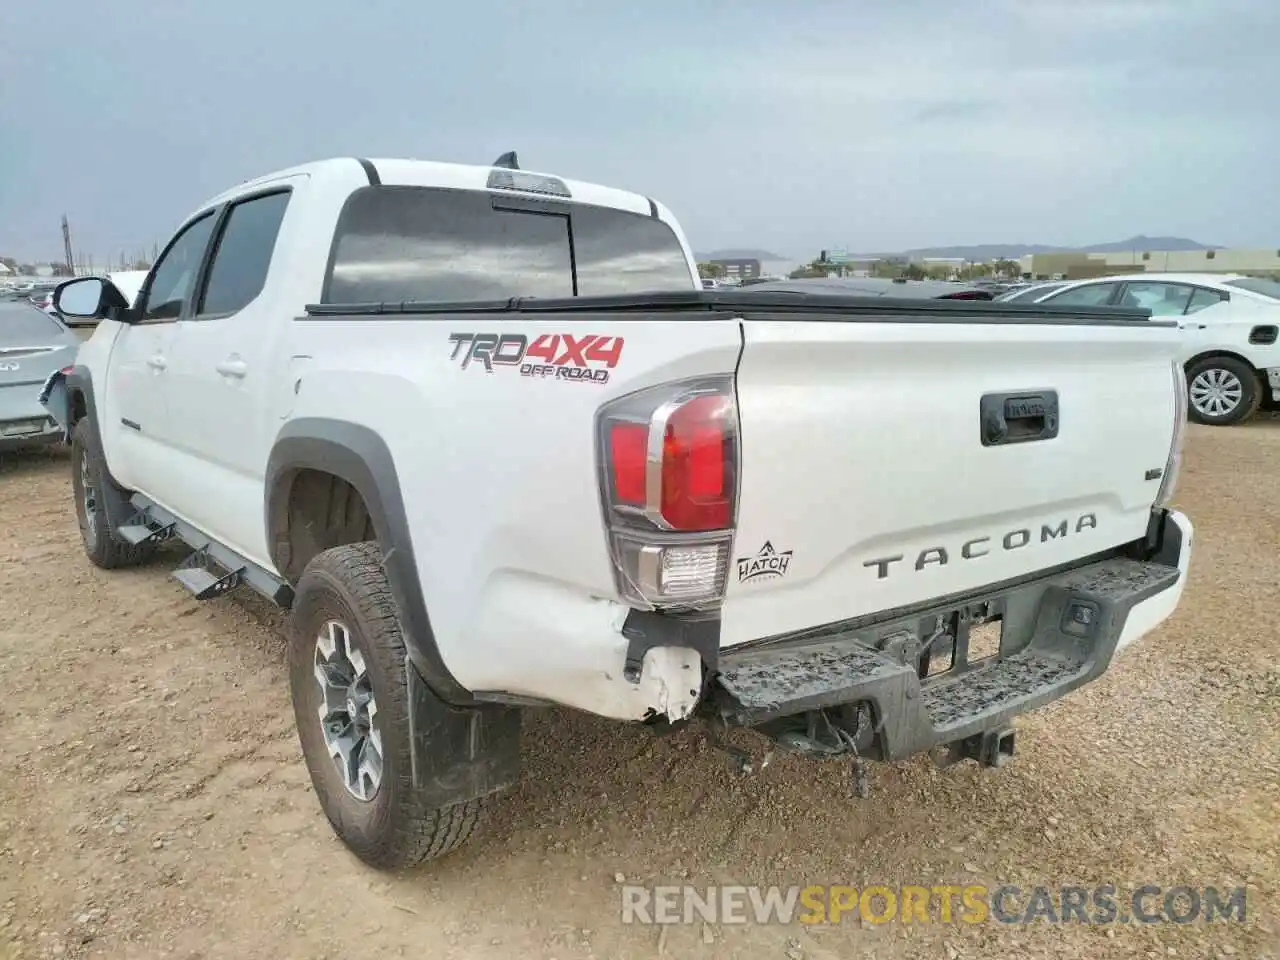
<box><xmin>1119</xmin><ymin>282</ymin><xmax>1193</xmax><ymax>316</ymax></box>
<box><xmin>197</xmin><ymin>191</ymin><xmax>291</xmax><ymax>316</ymax></box>
<box><xmin>1185</xmin><ymin>287</ymin><xmax>1228</xmax><ymax>315</ymax></box>
<box><xmin>1042</xmin><ymin>282</ymin><xmax>1120</xmax><ymax>307</ymax></box>
<box><xmin>325</xmin><ymin>187</ymin><xmax>573</xmax><ymax>303</ymax></box>
<box><xmin>141</xmin><ymin>213</ymin><xmax>218</xmax><ymax>321</ymax></box>
<box><xmin>1009</xmin><ymin>283</ymin><xmax>1063</xmax><ymax>301</ymax></box>
<box><xmin>570</xmin><ymin>206</ymin><xmax>693</xmax><ymax>295</ymax></box>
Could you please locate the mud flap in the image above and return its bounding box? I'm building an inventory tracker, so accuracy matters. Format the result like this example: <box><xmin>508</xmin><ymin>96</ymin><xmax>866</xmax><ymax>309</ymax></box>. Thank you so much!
<box><xmin>405</xmin><ymin>657</ymin><xmax>522</xmax><ymax>807</ymax></box>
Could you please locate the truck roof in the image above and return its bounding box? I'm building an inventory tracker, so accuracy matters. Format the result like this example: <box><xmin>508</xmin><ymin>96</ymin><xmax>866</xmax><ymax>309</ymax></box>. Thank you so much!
<box><xmin>202</xmin><ymin>156</ymin><xmax>667</xmax><ymax>221</ymax></box>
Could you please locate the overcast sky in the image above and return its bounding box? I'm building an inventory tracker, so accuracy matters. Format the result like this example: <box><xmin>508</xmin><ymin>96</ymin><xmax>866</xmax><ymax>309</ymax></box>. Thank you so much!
<box><xmin>1</xmin><ymin>0</ymin><xmax>1276</xmax><ymax>264</ymax></box>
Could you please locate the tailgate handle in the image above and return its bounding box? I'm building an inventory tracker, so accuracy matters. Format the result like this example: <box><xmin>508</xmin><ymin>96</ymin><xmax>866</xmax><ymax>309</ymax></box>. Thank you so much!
<box><xmin>980</xmin><ymin>391</ymin><xmax>1059</xmax><ymax>446</ymax></box>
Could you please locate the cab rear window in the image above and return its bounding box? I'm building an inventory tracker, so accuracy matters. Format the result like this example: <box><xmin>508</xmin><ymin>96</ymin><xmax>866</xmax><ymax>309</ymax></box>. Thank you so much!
<box><xmin>1224</xmin><ymin>277</ymin><xmax>1280</xmax><ymax>301</ymax></box>
<box><xmin>323</xmin><ymin>186</ymin><xmax>694</xmax><ymax>304</ymax></box>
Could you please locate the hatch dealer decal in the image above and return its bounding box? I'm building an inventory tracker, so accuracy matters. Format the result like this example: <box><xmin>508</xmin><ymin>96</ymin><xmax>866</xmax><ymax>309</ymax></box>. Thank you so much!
<box><xmin>737</xmin><ymin>542</ymin><xmax>793</xmax><ymax>583</ymax></box>
<box><xmin>447</xmin><ymin>333</ymin><xmax>624</xmax><ymax>384</ymax></box>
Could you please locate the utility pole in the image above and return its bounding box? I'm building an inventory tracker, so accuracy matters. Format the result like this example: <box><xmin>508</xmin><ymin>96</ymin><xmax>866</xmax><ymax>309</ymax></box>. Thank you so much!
<box><xmin>61</xmin><ymin>215</ymin><xmax>75</xmax><ymax>275</ymax></box>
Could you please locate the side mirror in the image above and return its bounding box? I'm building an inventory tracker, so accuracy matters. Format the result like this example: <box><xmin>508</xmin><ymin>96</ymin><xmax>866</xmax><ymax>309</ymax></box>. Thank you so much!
<box><xmin>52</xmin><ymin>277</ymin><xmax>129</xmax><ymax>322</ymax></box>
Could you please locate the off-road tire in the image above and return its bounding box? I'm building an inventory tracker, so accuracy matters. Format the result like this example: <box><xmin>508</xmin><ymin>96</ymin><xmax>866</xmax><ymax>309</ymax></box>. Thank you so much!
<box><xmin>70</xmin><ymin>418</ymin><xmax>155</xmax><ymax>569</ymax></box>
<box><xmin>289</xmin><ymin>541</ymin><xmax>486</xmax><ymax>869</ymax></box>
<box><xmin>1185</xmin><ymin>355</ymin><xmax>1261</xmax><ymax>426</ymax></box>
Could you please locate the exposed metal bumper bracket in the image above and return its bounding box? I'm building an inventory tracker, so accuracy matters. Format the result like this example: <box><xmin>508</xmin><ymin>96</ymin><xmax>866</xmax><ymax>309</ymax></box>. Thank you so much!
<box><xmin>620</xmin><ymin>609</ymin><xmax>720</xmax><ymax>684</ymax></box>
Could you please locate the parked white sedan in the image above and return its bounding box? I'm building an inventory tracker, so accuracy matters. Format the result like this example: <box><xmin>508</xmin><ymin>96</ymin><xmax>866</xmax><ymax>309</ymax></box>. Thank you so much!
<box><xmin>1022</xmin><ymin>273</ymin><xmax>1280</xmax><ymax>426</ymax></box>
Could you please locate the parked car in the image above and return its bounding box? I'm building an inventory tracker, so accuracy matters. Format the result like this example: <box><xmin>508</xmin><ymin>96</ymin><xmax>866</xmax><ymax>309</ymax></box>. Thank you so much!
<box><xmin>45</xmin><ymin>155</ymin><xmax>1192</xmax><ymax>871</ymax></box>
<box><xmin>0</xmin><ymin>300</ymin><xmax>80</xmax><ymax>452</ymax></box>
<box><xmin>747</xmin><ymin>277</ymin><xmax>996</xmax><ymax>299</ymax></box>
<box><xmin>1020</xmin><ymin>273</ymin><xmax>1280</xmax><ymax>425</ymax></box>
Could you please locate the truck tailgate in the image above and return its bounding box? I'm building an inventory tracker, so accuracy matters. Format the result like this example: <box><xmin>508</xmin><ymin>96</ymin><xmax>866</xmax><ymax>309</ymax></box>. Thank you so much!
<box><xmin>721</xmin><ymin>314</ymin><xmax>1182</xmax><ymax>648</ymax></box>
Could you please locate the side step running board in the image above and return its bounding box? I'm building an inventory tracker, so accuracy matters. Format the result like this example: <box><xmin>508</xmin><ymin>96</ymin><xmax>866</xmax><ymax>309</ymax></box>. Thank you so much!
<box><xmin>119</xmin><ymin>495</ymin><xmax>294</xmax><ymax>608</ymax></box>
<box><xmin>116</xmin><ymin>521</ymin><xmax>176</xmax><ymax>547</ymax></box>
<box><xmin>174</xmin><ymin>546</ymin><xmax>245</xmax><ymax>601</ymax></box>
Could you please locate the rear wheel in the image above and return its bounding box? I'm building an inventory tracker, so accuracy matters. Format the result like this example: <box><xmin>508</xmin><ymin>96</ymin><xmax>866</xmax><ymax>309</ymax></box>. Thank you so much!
<box><xmin>289</xmin><ymin>542</ymin><xmax>486</xmax><ymax>869</ymax></box>
<box><xmin>70</xmin><ymin>419</ymin><xmax>154</xmax><ymax>569</ymax></box>
<box><xmin>1186</xmin><ymin>356</ymin><xmax>1260</xmax><ymax>426</ymax></box>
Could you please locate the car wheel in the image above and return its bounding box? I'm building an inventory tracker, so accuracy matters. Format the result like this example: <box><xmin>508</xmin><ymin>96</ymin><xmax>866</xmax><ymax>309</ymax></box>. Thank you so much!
<box><xmin>289</xmin><ymin>541</ymin><xmax>486</xmax><ymax>869</ymax></box>
<box><xmin>1186</xmin><ymin>356</ymin><xmax>1260</xmax><ymax>426</ymax></box>
<box><xmin>70</xmin><ymin>419</ymin><xmax>155</xmax><ymax>569</ymax></box>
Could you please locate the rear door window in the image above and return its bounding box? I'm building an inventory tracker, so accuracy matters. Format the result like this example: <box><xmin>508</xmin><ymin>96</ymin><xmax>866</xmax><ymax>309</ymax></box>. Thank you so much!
<box><xmin>1002</xmin><ymin>283</ymin><xmax>1064</xmax><ymax>302</ymax></box>
<box><xmin>323</xmin><ymin>186</ymin><xmax>691</xmax><ymax>304</ymax></box>
<box><xmin>1185</xmin><ymin>287</ymin><xmax>1229</xmax><ymax>314</ymax></box>
<box><xmin>1041</xmin><ymin>282</ymin><xmax>1121</xmax><ymax>307</ymax></box>
<box><xmin>1118</xmin><ymin>281</ymin><xmax>1194</xmax><ymax>316</ymax></box>
<box><xmin>197</xmin><ymin>190</ymin><xmax>291</xmax><ymax>317</ymax></box>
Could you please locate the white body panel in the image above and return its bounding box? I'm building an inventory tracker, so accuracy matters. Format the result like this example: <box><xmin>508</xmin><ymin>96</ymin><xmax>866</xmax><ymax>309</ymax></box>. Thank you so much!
<box><xmin>720</xmin><ymin>317</ymin><xmax>1183</xmax><ymax>646</ymax></box>
<box><xmin>284</xmin><ymin>314</ymin><xmax>742</xmax><ymax>713</ymax></box>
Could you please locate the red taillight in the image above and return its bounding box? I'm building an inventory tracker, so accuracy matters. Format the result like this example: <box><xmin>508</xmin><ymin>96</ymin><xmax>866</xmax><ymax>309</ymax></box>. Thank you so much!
<box><xmin>609</xmin><ymin>422</ymin><xmax>648</xmax><ymax>505</ymax></box>
<box><xmin>597</xmin><ymin>378</ymin><xmax>738</xmax><ymax>611</ymax></box>
<box><xmin>660</xmin><ymin>395</ymin><xmax>731</xmax><ymax>531</ymax></box>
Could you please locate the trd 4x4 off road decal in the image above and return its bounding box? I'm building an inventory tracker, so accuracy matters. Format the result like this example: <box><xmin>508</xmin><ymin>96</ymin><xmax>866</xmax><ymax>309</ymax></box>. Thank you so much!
<box><xmin>736</xmin><ymin>541</ymin><xmax>793</xmax><ymax>583</ymax></box>
<box><xmin>447</xmin><ymin>333</ymin><xmax>625</xmax><ymax>384</ymax></box>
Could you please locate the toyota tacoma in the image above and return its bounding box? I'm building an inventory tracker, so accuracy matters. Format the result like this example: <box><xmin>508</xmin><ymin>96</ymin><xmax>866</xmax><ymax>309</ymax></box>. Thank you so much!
<box><xmin>43</xmin><ymin>154</ymin><xmax>1193</xmax><ymax>869</ymax></box>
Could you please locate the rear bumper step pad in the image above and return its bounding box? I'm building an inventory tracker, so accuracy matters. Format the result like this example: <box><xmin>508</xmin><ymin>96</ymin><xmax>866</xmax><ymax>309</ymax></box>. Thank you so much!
<box><xmin>712</xmin><ymin>556</ymin><xmax>1179</xmax><ymax>760</ymax></box>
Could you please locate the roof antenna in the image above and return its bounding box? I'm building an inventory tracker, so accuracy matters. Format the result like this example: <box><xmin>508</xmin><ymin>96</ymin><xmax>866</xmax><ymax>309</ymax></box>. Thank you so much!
<box><xmin>492</xmin><ymin>151</ymin><xmax>519</xmax><ymax>170</ymax></box>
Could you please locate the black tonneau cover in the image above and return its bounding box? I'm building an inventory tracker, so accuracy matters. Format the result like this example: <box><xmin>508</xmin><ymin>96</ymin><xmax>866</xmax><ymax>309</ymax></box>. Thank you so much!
<box><xmin>304</xmin><ymin>288</ymin><xmax>1162</xmax><ymax>326</ymax></box>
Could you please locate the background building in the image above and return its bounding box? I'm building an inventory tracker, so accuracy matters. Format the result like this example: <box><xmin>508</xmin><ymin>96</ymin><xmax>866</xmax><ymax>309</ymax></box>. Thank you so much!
<box><xmin>1020</xmin><ymin>247</ymin><xmax>1280</xmax><ymax>280</ymax></box>
<box><xmin>708</xmin><ymin>258</ymin><xmax>762</xmax><ymax>283</ymax></box>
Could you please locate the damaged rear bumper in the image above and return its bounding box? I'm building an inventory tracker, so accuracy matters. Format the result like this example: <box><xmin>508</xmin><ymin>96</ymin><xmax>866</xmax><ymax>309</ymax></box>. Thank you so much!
<box><xmin>710</xmin><ymin>509</ymin><xmax>1192</xmax><ymax>761</ymax></box>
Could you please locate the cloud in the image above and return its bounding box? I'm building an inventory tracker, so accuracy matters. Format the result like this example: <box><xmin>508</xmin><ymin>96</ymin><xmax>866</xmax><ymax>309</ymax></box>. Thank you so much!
<box><xmin>0</xmin><ymin>0</ymin><xmax>1275</xmax><ymax>262</ymax></box>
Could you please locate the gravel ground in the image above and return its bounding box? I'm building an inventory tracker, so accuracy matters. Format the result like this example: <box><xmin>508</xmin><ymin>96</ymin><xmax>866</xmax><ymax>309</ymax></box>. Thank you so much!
<box><xmin>1</xmin><ymin>419</ymin><xmax>1277</xmax><ymax>960</ymax></box>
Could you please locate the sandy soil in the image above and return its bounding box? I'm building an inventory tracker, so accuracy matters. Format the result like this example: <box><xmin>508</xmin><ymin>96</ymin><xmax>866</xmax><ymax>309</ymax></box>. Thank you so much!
<box><xmin>1</xmin><ymin>420</ymin><xmax>1278</xmax><ymax>960</ymax></box>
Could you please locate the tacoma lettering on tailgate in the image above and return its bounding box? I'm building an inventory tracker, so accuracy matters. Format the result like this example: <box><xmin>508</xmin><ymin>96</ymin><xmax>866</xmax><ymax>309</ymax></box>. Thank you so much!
<box><xmin>863</xmin><ymin>513</ymin><xmax>1098</xmax><ymax>580</ymax></box>
<box><xmin>447</xmin><ymin>333</ymin><xmax>624</xmax><ymax>384</ymax></box>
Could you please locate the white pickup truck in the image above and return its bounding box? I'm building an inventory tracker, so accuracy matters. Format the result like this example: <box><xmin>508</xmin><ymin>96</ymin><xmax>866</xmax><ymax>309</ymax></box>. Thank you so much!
<box><xmin>45</xmin><ymin>155</ymin><xmax>1194</xmax><ymax>870</ymax></box>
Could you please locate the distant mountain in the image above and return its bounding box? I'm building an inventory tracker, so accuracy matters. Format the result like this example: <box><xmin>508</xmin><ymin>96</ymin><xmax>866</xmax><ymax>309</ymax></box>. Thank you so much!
<box><xmin>696</xmin><ymin>248</ymin><xmax>787</xmax><ymax>262</ymax></box>
<box><xmin>1083</xmin><ymin>235</ymin><xmax>1218</xmax><ymax>253</ymax></box>
<box><xmin>890</xmin><ymin>236</ymin><xmax>1218</xmax><ymax>261</ymax></box>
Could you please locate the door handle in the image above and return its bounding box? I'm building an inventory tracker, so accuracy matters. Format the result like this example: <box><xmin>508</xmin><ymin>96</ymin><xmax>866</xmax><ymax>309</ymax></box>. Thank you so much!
<box><xmin>216</xmin><ymin>358</ymin><xmax>248</xmax><ymax>378</ymax></box>
<box><xmin>146</xmin><ymin>354</ymin><xmax>167</xmax><ymax>371</ymax></box>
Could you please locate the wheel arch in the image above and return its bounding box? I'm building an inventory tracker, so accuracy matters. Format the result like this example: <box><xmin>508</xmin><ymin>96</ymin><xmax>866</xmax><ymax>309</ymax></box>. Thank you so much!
<box><xmin>1184</xmin><ymin>349</ymin><xmax>1261</xmax><ymax>377</ymax></box>
<box><xmin>265</xmin><ymin>417</ymin><xmax>471</xmax><ymax>705</ymax></box>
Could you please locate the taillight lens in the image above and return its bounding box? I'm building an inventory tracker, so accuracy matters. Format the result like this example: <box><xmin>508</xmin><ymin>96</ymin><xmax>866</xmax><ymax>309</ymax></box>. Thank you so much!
<box><xmin>608</xmin><ymin>423</ymin><xmax>648</xmax><ymax>506</ymax></box>
<box><xmin>598</xmin><ymin>377</ymin><xmax>739</xmax><ymax>610</ymax></box>
<box><xmin>660</xmin><ymin>393</ymin><xmax>733</xmax><ymax>531</ymax></box>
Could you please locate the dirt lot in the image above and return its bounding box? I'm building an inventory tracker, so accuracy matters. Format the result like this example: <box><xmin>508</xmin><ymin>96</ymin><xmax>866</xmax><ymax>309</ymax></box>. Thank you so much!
<box><xmin>1</xmin><ymin>422</ymin><xmax>1278</xmax><ymax>960</ymax></box>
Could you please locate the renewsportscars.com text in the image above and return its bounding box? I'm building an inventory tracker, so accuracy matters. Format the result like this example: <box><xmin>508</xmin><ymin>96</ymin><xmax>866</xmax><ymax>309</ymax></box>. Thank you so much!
<box><xmin>620</xmin><ymin>884</ymin><xmax>1248</xmax><ymax>926</ymax></box>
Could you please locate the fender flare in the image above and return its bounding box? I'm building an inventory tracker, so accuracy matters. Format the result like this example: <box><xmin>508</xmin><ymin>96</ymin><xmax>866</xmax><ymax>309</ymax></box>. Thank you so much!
<box><xmin>264</xmin><ymin>418</ymin><xmax>472</xmax><ymax>705</ymax></box>
<box><xmin>59</xmin><ymin>366</ymin><xmax>136</xmax><ymax>533</ymax></box>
